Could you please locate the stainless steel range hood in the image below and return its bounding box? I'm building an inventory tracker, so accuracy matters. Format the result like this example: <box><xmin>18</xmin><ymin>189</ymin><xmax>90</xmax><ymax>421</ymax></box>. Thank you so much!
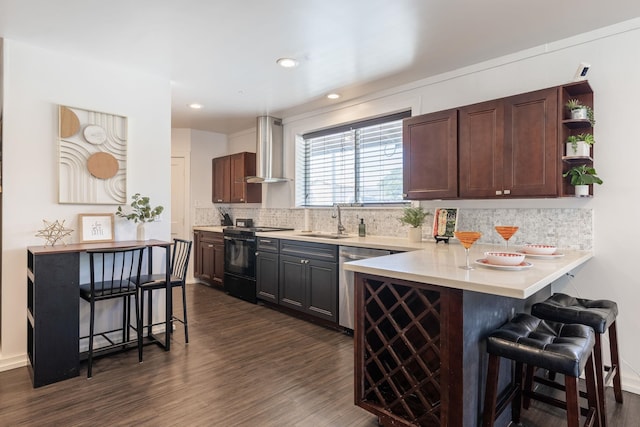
<box><xmin>245</xmin><ymin>116</ymin><xmax>288</xmax><ymax>183</ymax></box>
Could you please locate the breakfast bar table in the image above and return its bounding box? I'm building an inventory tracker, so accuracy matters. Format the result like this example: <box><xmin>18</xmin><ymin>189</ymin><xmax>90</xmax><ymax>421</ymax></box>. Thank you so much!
<box><xmin>343</xmin><ymin>243</ymin><xmax>593</xmax><ymax>427</ymax></box>
<box><xmin>26</xmin><ymin>239</ymin><xmax>173</xmax><ymax>387</ymax></box>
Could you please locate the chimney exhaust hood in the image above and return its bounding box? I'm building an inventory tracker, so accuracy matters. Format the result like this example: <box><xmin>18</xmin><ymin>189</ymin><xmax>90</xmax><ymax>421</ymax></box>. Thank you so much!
<box><xmin>245</xmin><ymin>116</ymin><xmax>288</xmax><ymax>183</ymax></box>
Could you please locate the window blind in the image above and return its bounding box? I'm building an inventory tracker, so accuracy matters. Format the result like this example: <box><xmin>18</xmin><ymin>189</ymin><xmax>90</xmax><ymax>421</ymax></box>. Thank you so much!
<box><xmin>296</xmin><ymin>111</ymin><xmax>409</xmax><ymax>207</ymax></box>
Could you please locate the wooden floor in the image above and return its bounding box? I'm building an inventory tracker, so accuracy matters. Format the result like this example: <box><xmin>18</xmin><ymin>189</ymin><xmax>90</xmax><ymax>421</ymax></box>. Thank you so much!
<box><xmin>1</xmin><ymin>283</ymin><xmax>638</xmax><ymax>426</ymax></box>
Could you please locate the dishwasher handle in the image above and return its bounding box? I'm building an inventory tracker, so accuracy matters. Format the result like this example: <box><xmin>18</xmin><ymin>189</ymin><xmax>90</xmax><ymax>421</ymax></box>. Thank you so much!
<box><xmin>340</xmin><ymin>251</ymin><xmax>390</xmax><ymax>261</ymax></box>
<box><xmin>340</xmin><ymin>253</ymin><xmax>370</xmax><ymax>261</ymax></box>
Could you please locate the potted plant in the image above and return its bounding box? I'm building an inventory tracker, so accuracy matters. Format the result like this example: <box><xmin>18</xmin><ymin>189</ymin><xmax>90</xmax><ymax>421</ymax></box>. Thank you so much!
<box><xmin>566</xmin><ymin>133</ymin><xmax>594</xmax><ymax>157</ymax></box>
<box><xmin>399</xmin><ymin>206</ymin><xmax>430</xmax><ymax>242</ymax></box>
<box><xmin>116</xmin><ymin>193</ymin><xmax>164</xmax><ymax>240</ymax></box>
<box><xmin>562</xmin><ymin>165</ymin><xmax>603</xmax><ymax>196</ymax></box>
<box><xmin>565</xmin><ymin>99</ymin><xmax>596</xmax><ymax>126</ymax></box>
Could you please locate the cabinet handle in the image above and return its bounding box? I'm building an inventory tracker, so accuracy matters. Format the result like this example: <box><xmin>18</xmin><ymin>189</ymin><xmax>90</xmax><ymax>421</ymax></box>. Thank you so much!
<box><xmin>208</xmin><ymin>244</ymin><xmax>213</xmax><ymax>248</ymax></box>
<box><xmin>503</xmin><ymin>189</ymin><xmax>511</xmax><ymax>195</ymax></box>
<box><xmin>402</xmin><ymin>193</ymin><xmax>408</xmax><ymax>198</ymax></box>
<box><xmin>300</xmin><ymin>259</ymin><xmax>305</xmax><ymax>264</ymax></box>
<box><xmin>255</xmin><ymin>252</ymin><xmax>260</xmax><ymax>256</ymax></box>
<box><xmin>495</xmin><ymin>190</ymin><xmax>502</xmax><ymax>195</ymax></box>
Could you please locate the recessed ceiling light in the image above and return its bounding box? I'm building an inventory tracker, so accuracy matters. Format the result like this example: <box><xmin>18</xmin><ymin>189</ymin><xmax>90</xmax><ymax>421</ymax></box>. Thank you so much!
<box><xmin>188</xmin><ymin>103</ymin><xmax>203</xmax><ymax>109</ymax></box>
<box><xmin>276</xmin><ymin>57</ymin><xmax>299</xmax><ymax>68</ymax></box>
<box><xmin>327</xmin><ymin>93</ymin><xmax>341</xmax><ymax>100</ymax></box>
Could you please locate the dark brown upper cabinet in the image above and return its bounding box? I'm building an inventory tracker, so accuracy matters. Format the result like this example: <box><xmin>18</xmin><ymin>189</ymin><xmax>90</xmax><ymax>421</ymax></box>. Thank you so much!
<box><xmin>212</xmin><ymin>152</ymin><xmax>262</xmax><ymax>204</ymax></box>
<box><xmin>402</xmin><ymin>109</ymin><xmax>458</xmax><ymax>200</ymax></box>
<box><xmin>458</xmin><ymin>87</ymin><xmax>559</xmax><ymax>198</ymax></box>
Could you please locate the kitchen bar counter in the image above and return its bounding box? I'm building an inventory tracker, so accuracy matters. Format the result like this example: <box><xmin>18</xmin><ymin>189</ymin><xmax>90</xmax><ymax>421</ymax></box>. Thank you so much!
<box><xmin>344</xmin><ymin>244</ymin><xmax>592</xmax><ymax>426</ymax></box>
<box><xmin>342</xmin><ymin>242</ymin><xmax>592</xmax><ymax>299</ymax></box>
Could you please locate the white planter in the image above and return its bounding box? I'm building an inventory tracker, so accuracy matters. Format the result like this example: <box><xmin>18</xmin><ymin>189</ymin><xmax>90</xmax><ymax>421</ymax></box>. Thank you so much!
<box><xmin>570</xmin><ymin>107</ymin><xmax>588</xmax><ymax>120</ymax></box>
<box><xmin>574</xmin><ymin>185</ymin><xmax>590</xmax><ymax>197</ymax></box>
<box><xmin>407</xmin><ymin>227</ymin><xmax>422</xmax><ymax>242</ymax></box>
<box><xmin>565</xmin><ymin>141</ymin><xmax>591</xmax><ymax>157</ymax></box>
<box><xmin>136</xmin><ymin>223</ymin><xmax>146</xmax><ymax>240</ymax></box>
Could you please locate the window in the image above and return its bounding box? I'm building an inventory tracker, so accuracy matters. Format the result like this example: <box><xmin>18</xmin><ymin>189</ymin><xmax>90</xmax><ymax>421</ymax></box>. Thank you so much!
<box><xmin>296</xmin><ymin>111</ymin><xmax>410</xmax><ymax>207</ymax></box>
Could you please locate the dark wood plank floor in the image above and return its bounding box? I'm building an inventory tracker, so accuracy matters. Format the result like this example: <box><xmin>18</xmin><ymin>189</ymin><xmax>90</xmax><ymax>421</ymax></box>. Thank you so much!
<box><xmin>1</xmin><ymin>283</ymin><xmax>638</xmax><ymax>426</ymax></box>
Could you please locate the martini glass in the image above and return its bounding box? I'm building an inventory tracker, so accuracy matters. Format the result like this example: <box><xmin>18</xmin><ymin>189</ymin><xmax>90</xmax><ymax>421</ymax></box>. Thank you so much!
<box><xmin>494</xmin><ymin>226</ymin><xmax>519</xmax><ymax>249</ymax></box>
<box><xmin>454</xmin><ymin>231</ymin><xmax>482</xmax><ymax>270</ymax></box>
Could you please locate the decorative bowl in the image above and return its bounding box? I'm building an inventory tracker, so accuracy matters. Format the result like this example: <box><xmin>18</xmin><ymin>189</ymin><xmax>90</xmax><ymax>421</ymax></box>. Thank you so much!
<box><xmin>484</xmin><ymin>252</ymin><xmax>526</xmax><ymax>266</ymax></box>
<box><xmin>522</xmin><ymin>244</ymin><xmax>557</xmax><ymax>255</ymax></box>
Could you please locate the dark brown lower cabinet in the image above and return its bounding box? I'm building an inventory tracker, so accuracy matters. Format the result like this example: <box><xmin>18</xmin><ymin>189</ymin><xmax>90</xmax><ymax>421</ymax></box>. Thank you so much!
<box><xmin>354</xmin><ymin>273</ymin><xmax>531</xmax><ymax>427</ymax></box>
<box><xmin>194</xmin><ymin>230</ymin><xmax>224</xmax><ymax>287</ymax></box>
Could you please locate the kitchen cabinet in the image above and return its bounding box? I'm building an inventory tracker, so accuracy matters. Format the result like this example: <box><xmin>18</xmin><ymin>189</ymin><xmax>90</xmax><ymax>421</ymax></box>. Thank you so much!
<box><xmin>279</xmin><ymin>240</ymin><xmax>338</xmax><ymax>323</ymax></box>
<box><xmin>402</xmin><ymin>109</ymin><xmax>458</xmax><ymax>200</ymax></box>
<box><xmin>194</xmin><ymin>230</ymin><xmax>224</xmax><ymax>287</ymax></box>
<box><xmin>256</xmin><ymin>237</ymin><xmax>279</xmax><ymax>302</ymax></box>
<box><xmin>459</xmin><ymin>87</ymin><xmax>558</xmax><ymax>198</ymax></box>
<box><xmin>212</xmin><ymin>156</ymin><xmax>230</xmax><ymax>203</ymax></box>
<box><xmin>212</xmin><ymin>152</ymin><xmax>262</xmax><ymax>204</ymax></box>
<box><xmin>230</xmin><ymin>152</ymin><xmax>262</xmax><ymax>203</ymax></box>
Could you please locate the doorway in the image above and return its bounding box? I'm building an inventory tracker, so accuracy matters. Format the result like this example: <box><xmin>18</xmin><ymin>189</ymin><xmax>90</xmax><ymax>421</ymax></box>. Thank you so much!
<box><xmin>171</xmin><ymin>156</ymin><xmax>188</xmax><ymax>240</ymax></box>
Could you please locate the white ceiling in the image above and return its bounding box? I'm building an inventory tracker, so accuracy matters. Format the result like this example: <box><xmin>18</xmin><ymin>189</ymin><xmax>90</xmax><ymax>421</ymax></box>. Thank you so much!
<box><xmin>1</xmin><ymin>0</ymin><xmax>640</xmax><ymax>135</ymax></box>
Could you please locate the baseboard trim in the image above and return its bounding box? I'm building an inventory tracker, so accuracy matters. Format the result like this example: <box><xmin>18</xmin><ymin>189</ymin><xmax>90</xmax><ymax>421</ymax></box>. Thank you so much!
<box><xmin>0</xmin><ymin>354</ymin><xmax>28</xmax><ymax>372</ymax></box>
<box><xmin>623</xmin><ymin>376</ymin><xmax>640</xmax><ymax>396</ymax></box>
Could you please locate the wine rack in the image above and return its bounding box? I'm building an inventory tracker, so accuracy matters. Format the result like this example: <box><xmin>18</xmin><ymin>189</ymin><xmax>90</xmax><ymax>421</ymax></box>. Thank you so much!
<box><xmin>355</xmin><ymin>274</ymin><xmax>463</xmax><ymax>426</ymax></box>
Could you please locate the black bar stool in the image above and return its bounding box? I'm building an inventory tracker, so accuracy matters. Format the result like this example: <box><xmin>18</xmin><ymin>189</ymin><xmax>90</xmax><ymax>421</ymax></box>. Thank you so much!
<box><xmin>532</xmin><ymin>293</ymin><xmax>622</xmax><ymax>427</ymax></box>
<box><xmin>482</xmin><ymin>313</ymin><xmax>600</xmax><ymax>427</ymax></box>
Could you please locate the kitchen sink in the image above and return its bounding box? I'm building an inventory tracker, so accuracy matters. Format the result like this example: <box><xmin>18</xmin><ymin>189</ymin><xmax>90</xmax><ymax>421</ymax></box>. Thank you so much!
<box><xmin>297</xmin><ymin>232</ymin><xmax>353</xmax><ymax>239</ymax></box>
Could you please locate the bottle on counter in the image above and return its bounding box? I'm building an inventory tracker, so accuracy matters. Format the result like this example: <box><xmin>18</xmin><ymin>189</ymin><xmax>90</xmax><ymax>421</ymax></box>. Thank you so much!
<box><xmin>359</xmin><ymin>218</ymin><xmax>366</xmax><ymax>237</ymax></box>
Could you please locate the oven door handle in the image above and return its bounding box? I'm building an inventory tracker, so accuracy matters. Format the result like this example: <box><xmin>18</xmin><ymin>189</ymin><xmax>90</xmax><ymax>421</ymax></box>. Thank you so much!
<box><xmin>224</xmin><ymin>236</ymin><xmax>256</xmax><ymax>243</ymax></box>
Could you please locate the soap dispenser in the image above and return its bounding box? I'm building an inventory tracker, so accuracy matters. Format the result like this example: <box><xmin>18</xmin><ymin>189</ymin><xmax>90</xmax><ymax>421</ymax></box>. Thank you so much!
<box><xmin>358</xmin><ymin>218</ymin><xmax>366</xmax><ymax>237</ymax></box>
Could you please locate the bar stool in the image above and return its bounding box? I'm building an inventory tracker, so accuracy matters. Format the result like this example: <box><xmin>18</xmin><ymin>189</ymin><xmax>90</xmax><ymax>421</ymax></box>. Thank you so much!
<box><xmin>482</xmin><ymin>313</ymin><xmax>600</xmax><ymax>427</ymax></box>
<box><xmin>532</xmin><ymin>293</ymin><xmax>622</xmax><ymax>427</ymax></box>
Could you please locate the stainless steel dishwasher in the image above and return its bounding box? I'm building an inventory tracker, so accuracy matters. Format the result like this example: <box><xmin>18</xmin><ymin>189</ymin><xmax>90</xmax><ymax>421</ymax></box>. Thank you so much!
<box><xmin>339</xmin><ymin>246</ymin><xmax>391</xmax><ymax>330</ymax></box>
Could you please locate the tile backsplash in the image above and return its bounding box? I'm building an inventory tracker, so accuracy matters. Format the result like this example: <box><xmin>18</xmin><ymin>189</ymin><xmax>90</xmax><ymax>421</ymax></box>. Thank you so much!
<box><xmin>195</xmin><ymin>206</ymin><xmax>593</xmax><ymax>250</ymax></box>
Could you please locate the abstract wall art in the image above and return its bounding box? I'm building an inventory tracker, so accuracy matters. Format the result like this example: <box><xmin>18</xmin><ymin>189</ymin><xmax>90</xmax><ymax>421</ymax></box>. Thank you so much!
<box><xmin>58</xmin><ymin>105</ymin><xmax>127</xmax><ymax>204</ymax></box>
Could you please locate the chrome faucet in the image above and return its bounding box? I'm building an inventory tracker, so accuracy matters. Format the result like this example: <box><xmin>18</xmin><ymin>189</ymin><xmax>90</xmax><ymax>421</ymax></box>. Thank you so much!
<box><xmin>332</xmin><ymin>204</ymin><xmax>346</xmax><ymax>235</ymax></box>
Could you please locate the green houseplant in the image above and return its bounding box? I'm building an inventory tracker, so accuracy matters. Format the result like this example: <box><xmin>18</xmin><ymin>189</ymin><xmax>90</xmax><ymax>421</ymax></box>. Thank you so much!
<box><xmin>116</xmin><ymin>193</ymin><xmax>164</xmax><ymax>223</ymax></box>
<box><xmin>566</xmin><ymin>133</ymin><xmax>595</xmax><ymax>156</ymax></box>
<box><xmin>399</xmin><ymin>206</ymin><xmax>429</xmax><ymax>228</ymax></box>
<box><xmin>565</xmin><ymin>99</ymin><xmax>596</xmax><ymax>126</ymax></box>
<box><xmin>116</xmin><ymin>193</ymin><xmax>164</xmax><ymax>240</ymax></box>
<box><xmin>563</xmin><ymin>165</ymin><xmax>603</xmax><ymax>196</ymax></box>
<box><xmin>399</xmin><ymin>206</ymin><xmax>430</xmax><ymax>242</ymax></box>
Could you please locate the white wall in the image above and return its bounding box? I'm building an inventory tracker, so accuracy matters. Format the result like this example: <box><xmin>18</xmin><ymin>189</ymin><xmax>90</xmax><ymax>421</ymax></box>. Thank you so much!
<box><xmin>187</xmin><ymin>128</ymin><xmax>227</xmax><ymax>211</ymax></box>
<box><xmin>1</xmin><ymin>39</ymin><xmax>172</xmax><ymax>370</ymax></box>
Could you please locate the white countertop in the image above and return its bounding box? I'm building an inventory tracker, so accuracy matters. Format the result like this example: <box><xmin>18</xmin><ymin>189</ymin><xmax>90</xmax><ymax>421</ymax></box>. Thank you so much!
<box><xmin>193</xmin><ymin>226</ymin><xmax>435</xmax><ymax>251</ymax></box>
<box><xmin>342</xmin><ymin>243</ymin><xmax>592</xmax><ymax>299</ymax></box>
<box><xmin>192</xmin><ymin>226</ymin><xmax>592</xmax><ymax>298</ymax></box>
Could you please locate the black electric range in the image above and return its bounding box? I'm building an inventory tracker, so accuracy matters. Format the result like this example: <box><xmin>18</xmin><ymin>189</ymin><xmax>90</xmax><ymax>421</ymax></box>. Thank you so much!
<box><xmin>223</xmin><ymin>225</ymin><xmax>293</xmax><ymax>237</ymax></box>
<box><xmin>223</xmin><ymin>221</ymin><xmax>292</xmax><ymax>303</ymax></box>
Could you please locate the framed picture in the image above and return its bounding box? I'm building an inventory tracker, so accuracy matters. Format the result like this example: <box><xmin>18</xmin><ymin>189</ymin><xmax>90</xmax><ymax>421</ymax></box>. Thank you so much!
<box><xmin>78</xmin><ymin>213</ymin><xmax>115</xmax><ymax>243</ymax></box>
<box><xmin>432</xmin><ymin>208</ymin><xmax>458</xmax><ymax>240</ymax></box>
<box><xmin>59</xmin><ymin>105</ymin><xmax>128</xmax><ymax>204</ymax></box>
